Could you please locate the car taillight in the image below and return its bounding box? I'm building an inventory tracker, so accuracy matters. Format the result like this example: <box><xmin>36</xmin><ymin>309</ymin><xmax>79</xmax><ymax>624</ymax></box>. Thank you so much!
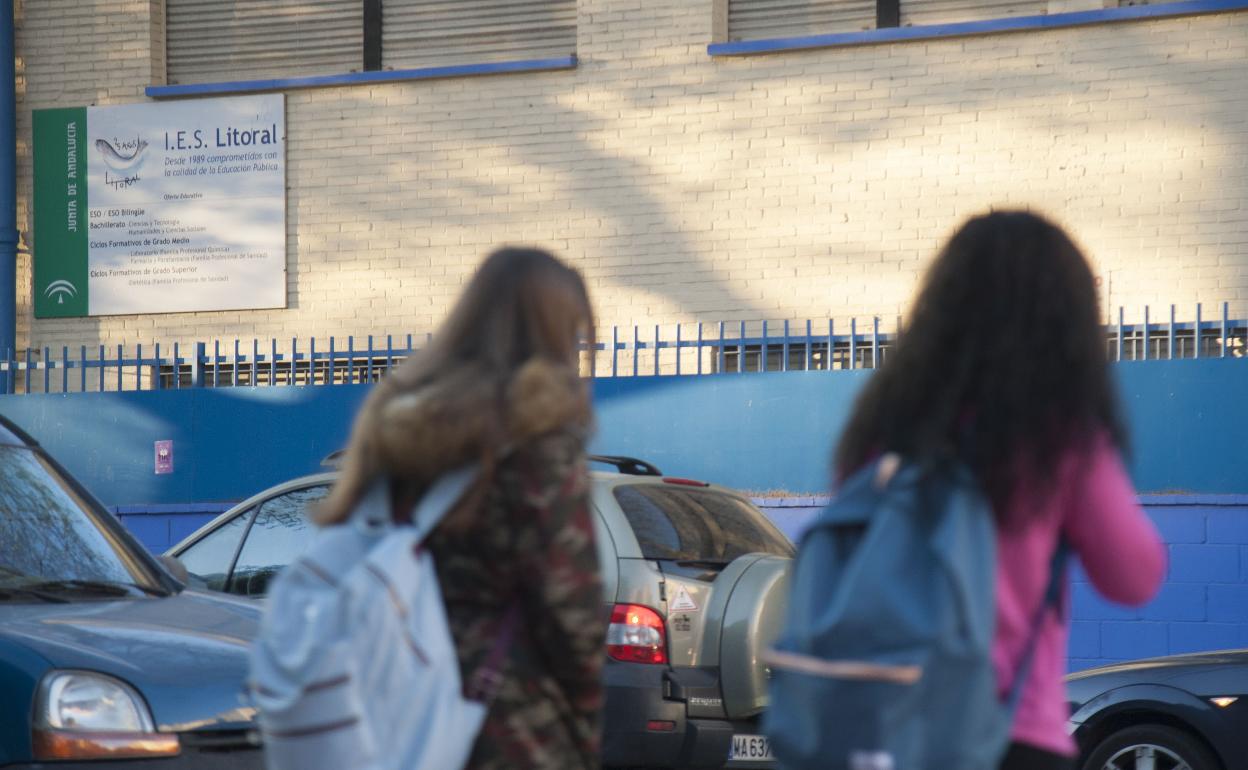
<box><xmin>607</xmin><ymin>604</ymin><xmax>668</xmax><ymax>664</ymax></box>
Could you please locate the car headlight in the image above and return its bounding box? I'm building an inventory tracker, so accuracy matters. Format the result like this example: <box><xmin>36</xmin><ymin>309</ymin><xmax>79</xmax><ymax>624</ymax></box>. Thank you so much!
<box><xmin>32</xmin><ymin>671</ymin><xmax>180</xmax><ymax>760</ymax></box>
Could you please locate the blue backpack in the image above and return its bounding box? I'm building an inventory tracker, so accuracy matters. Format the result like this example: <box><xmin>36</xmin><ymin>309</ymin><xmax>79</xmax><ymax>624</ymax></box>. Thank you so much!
<box><xmin>763</xmin><ymin>454</ymin><xmax>1065</xmax><ymax>770</ymax></box>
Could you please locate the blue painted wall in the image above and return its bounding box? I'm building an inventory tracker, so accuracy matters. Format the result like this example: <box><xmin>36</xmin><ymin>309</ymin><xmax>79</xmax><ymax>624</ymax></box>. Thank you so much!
<box><xmin>1</xmin><ymin>359</ymin><xmax>1244</xmax><ymax>509</ymax></box>
<box><xmin>5</xmin><ymin>358</ymin><xmax>1248</xmax><ymax>670</ymax></box>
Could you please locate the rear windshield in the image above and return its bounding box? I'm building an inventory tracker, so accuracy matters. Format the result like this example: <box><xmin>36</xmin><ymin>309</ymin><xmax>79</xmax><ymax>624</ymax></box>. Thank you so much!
<box><xmin>613</xmin><ymin>484</ymin><xmax>793</xmax><ymax>562</ymax></box>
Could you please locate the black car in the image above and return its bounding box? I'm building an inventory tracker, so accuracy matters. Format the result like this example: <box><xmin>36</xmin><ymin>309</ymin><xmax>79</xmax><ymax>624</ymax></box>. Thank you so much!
<box><xmin>1067</xmin><ymin>650</ymin><xmax>1248</xmax><ymax>770</ymax></box>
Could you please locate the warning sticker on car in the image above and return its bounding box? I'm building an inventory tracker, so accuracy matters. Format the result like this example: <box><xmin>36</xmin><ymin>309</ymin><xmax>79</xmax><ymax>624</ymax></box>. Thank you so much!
<box><xmin>670</xmin><ymin>585</ymin><xmax>698</xmax><ymax>612</ymax></box>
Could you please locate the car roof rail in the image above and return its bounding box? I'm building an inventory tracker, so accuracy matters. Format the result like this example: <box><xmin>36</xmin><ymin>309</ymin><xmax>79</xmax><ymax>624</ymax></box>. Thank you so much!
<box><xmin>589</xmin><ymin>455</ymin><xmax>662</xmax><ymax>476</ymax></box>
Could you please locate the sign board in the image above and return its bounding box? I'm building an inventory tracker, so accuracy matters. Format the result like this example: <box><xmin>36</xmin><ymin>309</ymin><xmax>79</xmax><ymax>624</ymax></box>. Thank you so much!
<box><xmin>32</xmin><ymin>94</ymin><xmax>286</xmax><ymax>317</ymax></box>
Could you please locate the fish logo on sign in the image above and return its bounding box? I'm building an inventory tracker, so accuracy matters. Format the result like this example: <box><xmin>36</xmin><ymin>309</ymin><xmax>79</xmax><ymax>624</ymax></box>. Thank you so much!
<box><xmin>95</xmin><ymin>137</ymin><xmax>148</xmax><ymax>172</ymax></box>
<box><xmin>44</xmin><ymin>279</ymin><xmax>78</xmax><ymax>305</ymax></box>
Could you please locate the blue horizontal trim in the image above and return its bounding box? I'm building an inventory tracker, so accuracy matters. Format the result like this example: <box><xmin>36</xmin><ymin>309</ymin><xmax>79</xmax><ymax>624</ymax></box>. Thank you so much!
<box><xmin>708</xmin><ymin>0</ymin><xmax>1248</xmax><ymax>56</ymax></box>
<box><xmin>146</xmin><ymin>55</ymin><xmax>577</xmax><ymax>98</ymax></box>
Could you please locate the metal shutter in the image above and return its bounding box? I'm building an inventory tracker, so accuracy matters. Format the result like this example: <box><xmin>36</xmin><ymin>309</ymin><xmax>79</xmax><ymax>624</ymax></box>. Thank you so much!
<box><xmin>166</xmin><ymin>0</ymin><xmax>362</xmax><ymax>85</ymax></box>
<box><xmin>728</xmin><ymin>0</ymin><xmax>877</xmax><ymax>42</ymax></box>
<box><xmin>901</xmin><ymin>0</ymin><xmax>1047</xmax><ymax>26</ymax></box>
<box><xmin>382</xmin><ymin>0</ymin><xmax>576</xmax><ymax>70</ymax></box>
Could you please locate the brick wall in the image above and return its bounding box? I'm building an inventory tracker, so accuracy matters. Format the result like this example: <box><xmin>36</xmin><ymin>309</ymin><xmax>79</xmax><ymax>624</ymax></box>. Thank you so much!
<box><xmin>1070</xmin><ymin>496</ymin><xmax>1248</xmax><ymax>670</ymax></box>
<box><xmin>13</xmin><ymin>3</ymin><xmax>1248</xmax><ymax>351</ymax></box>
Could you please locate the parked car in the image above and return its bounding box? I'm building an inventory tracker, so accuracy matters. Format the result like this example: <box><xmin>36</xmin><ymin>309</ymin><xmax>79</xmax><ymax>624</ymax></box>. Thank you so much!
<box><xmin>1067</xmin><ymin>649</ymin><xmax>1248</xmax><ymax>770</ymax></box>
<box><xmin>0</xmin><ymin>414</ymin><xmax>263</xmax><ymax>769</ymax></box>
<box><xmin>167</xmin><ymin>454</ymin><xmax>794</xmax><ymax>769</ymax></box>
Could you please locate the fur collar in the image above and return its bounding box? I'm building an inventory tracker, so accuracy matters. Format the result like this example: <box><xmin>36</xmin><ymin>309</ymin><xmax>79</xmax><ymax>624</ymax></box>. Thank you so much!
<box><xmin>373</xmin><ymin>358</ymin><xmax>589</xmax><ymax>483</ymax></box>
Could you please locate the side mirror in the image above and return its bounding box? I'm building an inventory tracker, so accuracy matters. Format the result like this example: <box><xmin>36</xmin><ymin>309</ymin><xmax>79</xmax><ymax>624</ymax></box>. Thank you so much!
<box><xmin>157</xmin><ymin>554</ymin><xmax>190</xmax><ymax>584</ymax></box>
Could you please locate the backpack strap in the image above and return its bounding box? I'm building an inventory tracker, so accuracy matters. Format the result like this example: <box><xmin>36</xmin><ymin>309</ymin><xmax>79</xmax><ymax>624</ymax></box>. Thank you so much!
<box><xmin>350</xmin><ymin>464</ymin><xmax>480</xmax><ymax>538</ymax></box>
<box><xmin>464</xmin><ymin>602</ymin><xmax>522</xmax><ymax>703</ymax></box>
<box><xmin>350</xmin><ymin>479</ymin><xmax>396</xmax><ymax>535</ymax></box>
<box><xmin>408</xmin><ymin>464</ymin><xmax>481</xmax><ymax>541</ymax></box>
<box><xmin>1004</xmin><ymin>540</ymin><xmax>1069</xmax><ymax>712</ymax></box>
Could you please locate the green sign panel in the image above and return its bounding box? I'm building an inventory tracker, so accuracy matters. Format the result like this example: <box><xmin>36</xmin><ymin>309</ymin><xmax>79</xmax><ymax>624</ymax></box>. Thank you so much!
<box><xmin>33</xmin><ymin>107</ymin><xmax>89</xmax><ymax>317</ymax></box>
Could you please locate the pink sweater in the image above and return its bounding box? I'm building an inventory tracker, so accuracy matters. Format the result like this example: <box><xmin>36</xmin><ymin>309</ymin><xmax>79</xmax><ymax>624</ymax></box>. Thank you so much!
<box><xmin>993</xmin><ymin>433</ymin><xmax>1166</xmax><ymax>755</ymax></box>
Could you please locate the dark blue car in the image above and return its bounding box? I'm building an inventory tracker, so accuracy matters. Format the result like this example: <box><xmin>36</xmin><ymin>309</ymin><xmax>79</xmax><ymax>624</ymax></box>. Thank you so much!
<box><xmin>0</xmin><ymin>416</ymin><xmax>264</xmax><ymax>769</ymax></box>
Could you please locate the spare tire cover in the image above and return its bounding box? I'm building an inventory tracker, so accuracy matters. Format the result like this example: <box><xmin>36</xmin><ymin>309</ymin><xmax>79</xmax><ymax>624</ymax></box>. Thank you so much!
<box><xmin>718</xmin><ymin>554</ymin><xmax>791</xmax><ymax>719</ymax></box>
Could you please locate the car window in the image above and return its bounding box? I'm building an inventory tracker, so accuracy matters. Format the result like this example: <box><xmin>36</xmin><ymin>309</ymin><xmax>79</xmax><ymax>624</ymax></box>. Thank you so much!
<box><xmin>228</xmin><ymin>486</ymin><xmax>328</xmax><ymax>597</ymax></box>
<box><xmin>613</xmin><ymin>484</ymin><xmax>794</xmax><ymax>563</ymax></box>
<box><xmin>0</xmin><ymin>445</ymin><xmax>156</xmax><ymax>591</ymax></box>
<box><xmin>176</xmin><ymin>509</ymin><xmax>255</xmax><ymax>591</ymax></box>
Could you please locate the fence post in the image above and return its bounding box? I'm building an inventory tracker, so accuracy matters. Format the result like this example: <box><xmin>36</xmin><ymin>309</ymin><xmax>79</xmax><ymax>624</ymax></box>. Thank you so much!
<box><xmin>696</xmin><ymin>323</ymin><xmax>703</xmax><ymax>376</ymax></box>
<box><xmin>783</xmin><ymin>320</ymin><xmax>790</xmax><ymax>373</ymax></box>
<box><xmin>1222</xmin><ymin>302</ymin><xmax>1229</xmax><ymax>358</ymax></box>
<box><xmin>191</xmin><ymin>342</ymin><xmax>206</xmax><ymax>388</ymax></box>
<box><xmin>1168</xmin><ymin>305</ymin><xmax>1175</xmax><ymax>360</ymax></box>
<box><xmin>761</xmin><ymin>320</ymin><xmax>768</xmax><ymax>373</ymax></box>
<box><xmin>804</xmin><ymin>320</ymin><xmax>812</xmax><ymax>371</ymax></box>
<box><xmin>849</xmin><ymin>319</ymin><xmax>857</xmax><ymax>370</ymax></box>
<box><xmin>653</xmin><ymin>325</ymin><xmax>660</xmax><ymax>377</ymax></box>
<box><xmin>827</xmin><ymin>319</ymin><xmax>833</xmax><ymax>372</ymax></box>
<box><xmin>675</xmin><ymin>324</ymin><xmax>682</xmax><ymax>376</ymax></box>
<box><xmin>717</xmin><ymin>322</ymin><xmax>725</xmax><ymax>374</ymax></box>
<box><xmin>1116</xmin><ymin>307</ymin><xmax>1124</xmax><ymax>363</ymax></box>
<box><xmin>1195</xmin><ymin>303</ymin><xmax>1202</xmax><ymax>360</ymax></box>
<box><xmin>871</xmin><ymin>317</ymin><xmax>880</xmax><ymax>369</ymax></box>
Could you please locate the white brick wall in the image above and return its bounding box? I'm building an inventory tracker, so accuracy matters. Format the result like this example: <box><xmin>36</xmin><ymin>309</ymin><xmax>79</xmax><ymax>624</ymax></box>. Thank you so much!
<box><xmin>13</xmin><ymin>2</ymin><xmax>1248</xmax><ymax>352</ymax></box>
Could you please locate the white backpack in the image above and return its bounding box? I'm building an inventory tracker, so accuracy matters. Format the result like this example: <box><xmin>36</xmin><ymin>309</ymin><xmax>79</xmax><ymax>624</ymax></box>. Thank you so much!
<box><xmin>249</xmin><ymin>466</ymin><xmax>515</xmax><ymax>770</ymax></box>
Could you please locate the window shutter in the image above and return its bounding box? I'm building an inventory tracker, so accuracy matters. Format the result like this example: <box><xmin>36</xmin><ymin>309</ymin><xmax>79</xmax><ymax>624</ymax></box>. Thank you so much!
<box><xmin>382</xmin><ymin>0</ymin><xmax>577</xmax><ymax>70</ymax></box>
<box><xmin>728</xmin><ymin>0</ymin><xmax>877</xmax><ymax>41</ymax></box>
<box><xmin>901</xmin><ymin>0</ymin><xmax>1048</xmax><ymax>26</ymax></box>
<box><xmin>166</xmin><ymin>0</ymin><xmax>362</xmax><ymax>85</ymax></box>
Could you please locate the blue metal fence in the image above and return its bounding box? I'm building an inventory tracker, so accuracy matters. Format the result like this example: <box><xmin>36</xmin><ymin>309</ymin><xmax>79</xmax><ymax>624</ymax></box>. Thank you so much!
<box><xmin>2</xmin><ymin>304</ymin><xmax>1244</xmax><ymax>394</ymax></box>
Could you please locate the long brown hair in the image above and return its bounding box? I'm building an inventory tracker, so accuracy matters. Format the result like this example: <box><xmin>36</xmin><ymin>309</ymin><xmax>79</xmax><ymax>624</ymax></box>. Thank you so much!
<box><xmin>835</xmin><ymin>211</ymin><xmax>1126</xmax><ymax>525</ymax></box>
<box><xmin>318</xmin><ymin>246</ymin><xmax>595</xmax><ymax>524</ymax></box>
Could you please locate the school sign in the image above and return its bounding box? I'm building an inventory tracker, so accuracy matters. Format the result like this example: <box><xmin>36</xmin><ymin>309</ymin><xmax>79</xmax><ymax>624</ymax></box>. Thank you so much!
<box><xmin>32</xmin><ymin>94</ymin><xmax>286</xmax><ymax>317</ymax></box>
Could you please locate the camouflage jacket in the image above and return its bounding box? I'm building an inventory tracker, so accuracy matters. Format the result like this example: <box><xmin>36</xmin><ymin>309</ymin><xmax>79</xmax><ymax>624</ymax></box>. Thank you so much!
<box><xmin>425</xmin><ymin>428</ymin><xmax>606</xmax><ymax>769</ymax></box>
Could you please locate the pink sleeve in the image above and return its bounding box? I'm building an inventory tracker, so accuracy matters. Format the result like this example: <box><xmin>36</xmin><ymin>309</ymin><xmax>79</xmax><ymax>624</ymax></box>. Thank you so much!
<box><xmin>1062</xmin><ymin>437</ymin><xmax>1166</xmax><ymax>606</ymax></box>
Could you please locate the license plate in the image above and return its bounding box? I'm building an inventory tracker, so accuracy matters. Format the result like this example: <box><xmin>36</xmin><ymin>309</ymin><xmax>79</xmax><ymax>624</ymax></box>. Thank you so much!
<box><xmin>729</xmin><ymin>734</ymin><xmax>773</xmax><ymax>761</ymax></box>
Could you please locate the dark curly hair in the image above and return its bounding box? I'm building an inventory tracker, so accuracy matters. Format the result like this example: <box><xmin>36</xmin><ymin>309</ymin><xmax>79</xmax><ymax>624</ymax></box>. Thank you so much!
<box><xmin>834</xmin><ymin>210</ymin><xmax>1127</xmax><ymax>526</ymax></box>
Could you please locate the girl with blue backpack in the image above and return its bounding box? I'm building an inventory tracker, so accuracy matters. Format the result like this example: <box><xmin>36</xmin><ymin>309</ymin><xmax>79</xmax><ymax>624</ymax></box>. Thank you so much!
<box><xmin>767</xmin><ymin>211</ymin><xmax>1165</xmax><ymax>770</ymax></box>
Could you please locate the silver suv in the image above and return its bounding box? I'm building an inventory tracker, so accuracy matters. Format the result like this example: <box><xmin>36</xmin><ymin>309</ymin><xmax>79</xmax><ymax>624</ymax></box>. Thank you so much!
<box><xmin>166</xmin><ymin>455</ymin><xmax>794</xmax><ymax>769</ymax></box>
